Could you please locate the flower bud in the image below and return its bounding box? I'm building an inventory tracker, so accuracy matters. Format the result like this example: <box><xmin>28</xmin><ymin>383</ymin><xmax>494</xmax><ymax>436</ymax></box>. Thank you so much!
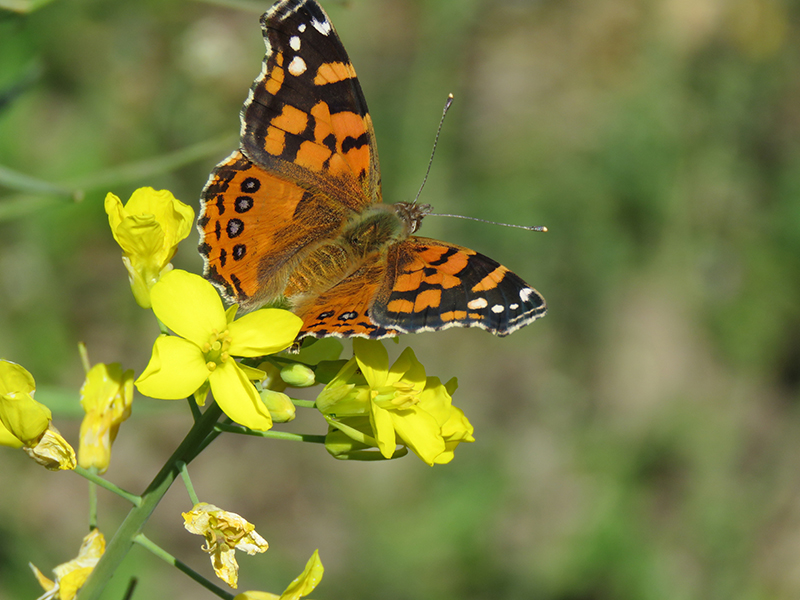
<box><xmin>280</xmin><ymin>363</ymin><xmax>315</xmax><ymax>387</ymax></box>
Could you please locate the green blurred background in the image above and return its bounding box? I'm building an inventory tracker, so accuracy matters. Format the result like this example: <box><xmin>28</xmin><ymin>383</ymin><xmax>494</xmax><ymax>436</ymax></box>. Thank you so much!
<box><xmin>2</xmin><ymin>0</ymin><xmax>800</xmax><ymax>598</ymax></box>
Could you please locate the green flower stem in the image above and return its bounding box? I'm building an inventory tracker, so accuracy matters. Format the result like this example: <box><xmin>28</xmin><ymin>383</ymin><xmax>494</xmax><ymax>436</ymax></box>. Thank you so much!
<box><xmin>215</xmin><ymin>422</ymin><xmax>326</xmax><ymax>444</ymax></box>
<box><xmin>188</xmin><ymin>427</ymin><xmax>223</xmax><ymax>462</ymax></box>
<box><xmin>156</xmin><ymin>316</ymin><xmax>169</xmax><ymax>336</ymax></box>
<box><xmin>133</xmin><ymin>533</ymin><xmax>234</xmax><ymax>600</ymax></box>
<box><xmin>76</xmin><ymin>402</ymin><xmax>223</xmax><ymax>600</ymax></box>
<box><xmin>75</xmin><ymin>466</ymin><xmax>142</xmax><ymax>507</ymax></box>
<box><xmin>88</xmin><ymin>467</ymin><xmax>98</xmax><ymax>530</ymax></box>
<box><xmin>290</xmin><ymin>399</ymin><xmax>316</xmax><ymax>408</ymax></box>
<box><xmin>177</xmin><ymin>461</ymin><xmax>200</xmax><ymax>505</ymax></box>
<box><xmin>188</xmin><ymin>396</ymin><xmax>203</xmax><ymax>422</ymax></box>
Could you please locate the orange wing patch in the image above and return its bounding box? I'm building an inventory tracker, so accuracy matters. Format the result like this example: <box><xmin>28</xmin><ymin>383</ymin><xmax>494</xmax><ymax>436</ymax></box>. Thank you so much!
<box><xmin>198</xmin><ymin>151</ymin><xmax>351</xmax><ymax>310</ymax></box>
<box><xmin>296</xmin><ymin>262</ymin><xmax>398</xmax><ymax>339</ymax></box>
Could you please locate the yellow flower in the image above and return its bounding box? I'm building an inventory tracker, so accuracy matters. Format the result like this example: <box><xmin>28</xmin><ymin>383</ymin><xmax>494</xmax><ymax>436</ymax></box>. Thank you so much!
<box><xmin>78</xmin><ymin>363</ymin><xmax>134</xmax><ymax>473</ymax></box>
<box><xmin>24</xmin><ymin>425</ymin><xmax>77</xmax><ymax>471</ymax></box>
<box><xmin>30</xmin><ymin>529</ymin><xmax>105</xmax><ymax>600</ymax></box>
<box><xmin>317</xmin><ymin>340</ymin><xmax>474</xmax><ymax>465</ymax></box>
<box><xmin>183</xmin><ymin>502</ymin><xmax>269</xmax><ymax>589</ymax></box>
<box><xmin>0</xmin><ymin>359</ymin><xmax>50</xmax><ymax>445</ymax></box>
<box><xmin>234</xmin><ymin>550</ymin><xmax>323</xmax><ymax>600</ymax></box>
<box><xmin>105</xmin><ymin>187</ymin><xmax>194</xmax><ymax>308</ymax></box>
<box><xmin>135</xmin><ymin>270</ymin><xmax>302</xmax><ymax>431</ymax></box>
<box><xmin>0</xmin><ymin>360</ymin><xmax>76</xmax><ymax>469</ymax></box>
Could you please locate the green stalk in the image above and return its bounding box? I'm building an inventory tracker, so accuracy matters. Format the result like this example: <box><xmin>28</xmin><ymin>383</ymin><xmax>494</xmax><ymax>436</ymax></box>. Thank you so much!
<box><xmin>76</xmin><ymin>402</ymin><xmax>223</xmax><ymax>600</ymax></box>
<box><xmin>134</xmin><ymin>533</ymin><xmax>234</xmax><ymax>600</ymax></box>
<box><xmin>75</xmin><ymin>466</ymin><xmax>142</xmax><ymax>507</ymax></box>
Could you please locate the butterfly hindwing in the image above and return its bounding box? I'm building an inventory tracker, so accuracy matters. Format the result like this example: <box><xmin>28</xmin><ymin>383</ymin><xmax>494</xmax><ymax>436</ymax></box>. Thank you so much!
<box><xmin>242</xmin><ymin>0</ymin><xmax>380</xmax><ymax>209</ymax></box>
<box><xmin>370</xmin><ymin>237</ymin><xmax>547</xmax><ymax>336</ymax></box>
<box><xmin>293</xmin><ymin>260</ymin><xmax>398</xmax><ymax>339</ymax></box>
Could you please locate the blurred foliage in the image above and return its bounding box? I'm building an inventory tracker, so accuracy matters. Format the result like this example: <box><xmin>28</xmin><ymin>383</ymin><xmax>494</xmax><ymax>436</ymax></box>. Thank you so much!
<box><xmin>2</xmin><ymin>0</ymin><xmax>800</xmax><ymax>599</ymax></box>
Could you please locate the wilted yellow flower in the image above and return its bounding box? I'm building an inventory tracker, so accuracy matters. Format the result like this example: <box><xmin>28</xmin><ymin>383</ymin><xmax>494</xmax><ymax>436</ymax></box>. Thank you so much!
<box><xmin>135</xmin><ymin>270</ymin><xmax>302</xmax><ymax>431</ymax></box>
<box><xmin>317</xmin><ymin>340</ymin><xmax>474</xmax><ymax>465</ymax></box>
<box><xmin>105</xmin><ymin>187</ymin><xmax>194</xmax><ymax>307</ymax></box>
<box><xmin>0</xmin><ymin>360</ymin><xmax>76</xmax><ymax>469</ymax></box>
<box><xmin>183</xmin><ymin>502</ymin><xmax>269</xmax><ymax>589</ymax></box>
<box><xmin>234</xmin><ymin>550</ymin><xmax>323</xmax><ymax>600</ymax></box>
<box><xmin>24</xmin><ymin>425</ymin><xmax>77</xmax><ymax>471</ymax></box>
<box><xmin>30</xmin><ymin>529</ymin><xmax>105</xmax><ymax>600</ymax></box>
<box><xmin>78</xmin><ymin>362</ymin><xmax>134</xmax><ymax>473</ymax></box>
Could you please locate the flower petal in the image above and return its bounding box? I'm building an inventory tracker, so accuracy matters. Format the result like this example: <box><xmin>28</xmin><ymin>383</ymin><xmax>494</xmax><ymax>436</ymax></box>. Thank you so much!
<box><xmin>0</xmin><ymin>360</ymin><xmax>36</xmax><ymax>396</ymax></box>
<box><xmin>353</xmin><ymin>339</ymin><xmax>389</xmax><ymax>388</ymax></box>
<box><xmin>390</xmin><ymin>408</ymin><xmax>445</xmax><ymax>466</ymax></box>
<box><xmin>227</xmin><ymin>309</ymin><xmax>302</xmax><ymax>357</ymax></box>
<box><xmin>369</xmin><ymin>403</ymin><xmax>397</xmax><ymax>459</ymax></box>
<box><xmin>0</xmin><ymin>419</ymin><xmax>23</xmax><ymax>448</ymax></box>
<box><xmin>279</xmin><ymin>549</ymin><xmax>324</xmax><ymax>600</ymax></box>
<box><xmin>210</xmin><ymin>361</ymin><xmax>273</xmax><ymax>431</ymax></box>
<box><xmin>0</xmin><ymin>391</ymin><xmax>51</xmax><ymax>445</ymax></box>
<box><xmin>136</xmin><ymin>336</ymin><xmax>209</xmax><ymax>399</ymax></box>
<box><xmin>388</xmin><ymin>347</ymin><xmax>426</xmax><ymax>390</ymax></box>
<box><xmin>150</xmin><ymin>270</ymin><xmax>226</xmax><ymax>345</ymax></box>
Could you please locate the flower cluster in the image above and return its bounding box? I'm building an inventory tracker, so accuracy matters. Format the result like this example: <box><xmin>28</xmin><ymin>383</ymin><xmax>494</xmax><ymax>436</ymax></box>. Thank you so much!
<box><xmin>317</xmin><ymin>339</ymin><xmax>474</xmax><ymax>465</ymax></box>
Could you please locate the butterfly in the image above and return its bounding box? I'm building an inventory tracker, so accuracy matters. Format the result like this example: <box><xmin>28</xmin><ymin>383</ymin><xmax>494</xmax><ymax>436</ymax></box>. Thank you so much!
<box><xmin>197</xmin><ymin>0</ymin><xmax>546</xmax><ymax>340</ymax></box>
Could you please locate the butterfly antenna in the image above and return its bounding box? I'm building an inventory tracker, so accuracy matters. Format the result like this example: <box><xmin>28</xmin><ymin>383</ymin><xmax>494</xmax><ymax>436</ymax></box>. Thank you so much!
<box><xmin>425</xmin><ymin>212</ymin><xmax>548</xmax><ymax>232</ymax></box>
<box><xmin>413</xmin><ymin>94</ymin><xmax>548</xmax><ymax>233</ymax></box>
<box><xmin>413</xmin><ymin>93</ymin><xmax>454</xmax><ymax>205</ymax></box>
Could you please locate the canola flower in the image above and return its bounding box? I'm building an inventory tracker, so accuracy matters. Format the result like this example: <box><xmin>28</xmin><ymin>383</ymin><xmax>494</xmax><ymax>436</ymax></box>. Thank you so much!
<box><xmin>78</xmin><ymin>362</ymin><xmax>134</xmax><ymax>473</ymax></box>
<box><xmin>183</xmin><ymin>502</ymin><xmax>269</xmax><ymax>589</ymax></box>
<box><xmin>317</xmin><ymin>339</ymin><xmax>474</xmax><ymax>465</ymax></box>
<box><xmin>135</xmin><ymin>269</ymin><xmax>302</xmax><ymax>431</ymax></box>
<box><xmin>105</xmin><ymin>187</ymin><xmax>194</xmax><ymax>308</ymax></box>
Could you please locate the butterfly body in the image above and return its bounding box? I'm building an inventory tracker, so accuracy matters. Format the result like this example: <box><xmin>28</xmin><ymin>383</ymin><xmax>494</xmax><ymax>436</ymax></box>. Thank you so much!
<box><xmin>198</xmin><ymin>0</ymin><xmax>546</xmax><ymax>340</ymax></box>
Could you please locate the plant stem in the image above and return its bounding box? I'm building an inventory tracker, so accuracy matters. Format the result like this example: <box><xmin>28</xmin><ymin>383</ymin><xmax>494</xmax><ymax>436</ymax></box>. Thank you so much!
<box><xmin>133</xmin><ymin>533</ymin><xmax>234</xmax><ymax>600</ymax></box>
<box><xmin>178</xmin><ymin>461</ymin><xmax>200</xmax><ymax>505</ymax></box>
<box><xmin>75</xmin><ymin>466</ymin><xmax>142</xmax><ymax>507</ymax></box>
<box><xmin>76</xmin><ymin>402</ymin><xmax>223</xmax><ymax>600</ymax></box>
<box><xmin>215</xmin><ymin>422</ymin><xmax>326</xmax><ymax>444</ymax></box>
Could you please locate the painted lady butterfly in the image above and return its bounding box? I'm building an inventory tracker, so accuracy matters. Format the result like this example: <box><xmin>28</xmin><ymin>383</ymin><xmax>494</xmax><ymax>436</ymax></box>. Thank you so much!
<box><xmin>198</xmin><ymin>0</ymin><xmax>546</xmax><ymax>340</ymax></box>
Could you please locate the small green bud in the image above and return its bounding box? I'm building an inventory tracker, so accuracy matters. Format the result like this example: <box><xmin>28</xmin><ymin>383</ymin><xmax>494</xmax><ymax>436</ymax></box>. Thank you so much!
<box><xmin>280</xmin><ymin>363</ymin><xmax>316</xmax><ymax>387</ymax></box>
<box><xmin>260</xmin><ymin>390</ymin><xmax>295</xmax><ymax>423</ymax></box>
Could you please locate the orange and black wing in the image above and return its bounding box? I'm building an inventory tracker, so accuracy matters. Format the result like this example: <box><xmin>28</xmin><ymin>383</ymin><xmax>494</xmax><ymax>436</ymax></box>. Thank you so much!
<box><xmin>198</xmin><ymin>0</ymin><xmax>380</xmax><ymax>310</ymax></box>
<box><xmin>291</xmin><ymin>237</ymin><xmax>546</xmax><ymax>340</ymax></box>
<box><xmin>370</xmin><ymin>237</ymin><xmax>547</xmax><ymax>336</ymax></box>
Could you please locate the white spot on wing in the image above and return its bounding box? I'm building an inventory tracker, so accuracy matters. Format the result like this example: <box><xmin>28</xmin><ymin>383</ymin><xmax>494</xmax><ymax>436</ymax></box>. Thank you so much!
<box><xmin>290</xmin><ymin>36</ymin><xmax>301</xmax><ymax>51</ymax></box>
<box><xmin>519</xmin><ymin>288</ymin><xmax>533</xmax><ymax>302</ymax></box>
<box><xmin>298</xmin><ymin>23</ymin><xmax>306</xmax><ymax>33</ymax></box>
<box><xmin>467</xmin><ymin>298</ymin><xmax>488</xmax><ymax>310</ymax></box>
<box><xmin>288</xmin><ymin>56</ymin><xmax>307</xmax><ymax>76</ymax></box>
<box><xmin>509</xmin><ymin>303</ymin><xmax>519</xmax><ymax>310</ymax></box>
<box><xmin>491</xmin><ymin>305</ymin><xmax>505</xmax><ymax>314</ymax></box>
<box><xmin>311</xmin><ymin>17</ymin><xmax>331</xmax><ymax>35</ymax></box>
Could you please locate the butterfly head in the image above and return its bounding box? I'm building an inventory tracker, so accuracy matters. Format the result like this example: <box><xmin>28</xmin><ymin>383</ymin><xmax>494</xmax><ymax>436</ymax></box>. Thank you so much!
<box><xmin>394</xmin><ymin>202</ymin><xmax>432</xmax><ymax>235</ymax></box>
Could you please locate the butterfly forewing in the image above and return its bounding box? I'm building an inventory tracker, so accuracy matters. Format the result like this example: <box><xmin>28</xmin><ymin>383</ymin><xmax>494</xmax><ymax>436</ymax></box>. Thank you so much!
<box><xmin>242</xmin><ymin>0</ymin><xmax>380</xmax><ymax>208</ymax></box>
